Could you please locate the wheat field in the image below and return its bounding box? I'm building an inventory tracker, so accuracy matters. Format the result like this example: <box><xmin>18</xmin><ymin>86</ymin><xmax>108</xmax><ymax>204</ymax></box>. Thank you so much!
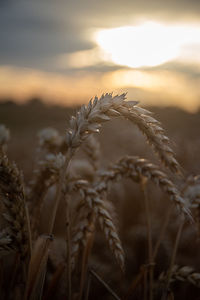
<box><xmin>0</xmin><ymin>94</ymin><xmax>200</xmax><ymax>300</ymax></box>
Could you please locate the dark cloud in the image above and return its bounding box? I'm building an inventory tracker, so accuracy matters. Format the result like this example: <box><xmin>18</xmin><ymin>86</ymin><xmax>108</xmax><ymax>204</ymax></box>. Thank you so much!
<box><xmin>0</xmin><ymin>1</ymin><xmax>94</xmax><ymax>69</ymax></box>
<box><xmin>0</xmin><ymin>0</ymin><xmax>200</xmax><ymax>71</ymax></box>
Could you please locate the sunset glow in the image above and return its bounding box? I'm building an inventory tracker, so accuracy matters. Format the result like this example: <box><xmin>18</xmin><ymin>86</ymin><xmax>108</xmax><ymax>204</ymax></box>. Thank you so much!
<box><xmin>1</xmin><ymin>65</ymin><xmax>200</xmax><ymax>112</ymax></box>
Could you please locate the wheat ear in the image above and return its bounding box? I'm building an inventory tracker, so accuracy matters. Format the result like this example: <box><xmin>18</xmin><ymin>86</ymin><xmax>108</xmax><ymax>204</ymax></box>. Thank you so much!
<box><xmin>83</xmin><ymin>135</ymin><xmax>100</xmax><ymax>172</ymax></box>
<box><xmin>159</xmin><ymin>265</ymin><xmax>200</xmax><ymax>288</ymax></box>
<box><xmin>117</xmin><ymin>105</ymin><xmax>181</xmax><ymax>173</ymax></box>
<box><xmin>71</xmin><ymin>180</ymin><xmax>124</xmax><ymax>271</ymax></box>
<box><xmin>28</xmin><ymin>153</ymin><xmax>65</xmax><ymax>239</ymax></box>
<box><xmin>66</xmin><ymin>93</ymin><xmax>179</xmax><ymax>173</ymax></box>
<box><xmin>28</xmin><ymin>165</ymin><xmax>53</xmax><ymax>239</ymax></box>
<box><xmin>37</xmin><ymin>127</ymin><xmax>63</xmax><ymax>153</ymax></box>
<box><xmin>0</xmin><ymin>155</ymin><xmax>32</xmax><ymax>261</ymax></box>
<box><xmin>71</xmin><ymin>205</ymin><xmax>94</xmax><ymax>270</ymax></box>
<box><xmin>182</xmin><ymin>175</ymin><xmax>200</xmax><ymax>208</ymax></box>
<box><xmin>0</xmin><ymin>228</ymin><xmax>14</xmax><ymax>254</ymax></box>
<box><xmin>96</xmin><ymin>156</ymin><xmax>189</xmax><ymax>217</ymax></box>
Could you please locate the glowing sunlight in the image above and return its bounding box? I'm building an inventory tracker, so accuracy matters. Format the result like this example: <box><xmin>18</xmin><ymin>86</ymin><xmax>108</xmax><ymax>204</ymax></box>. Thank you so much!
<box><xmin>94</xmin><ymin>22</ymin><xmax>200</xmax><ymax>68</ymax></box>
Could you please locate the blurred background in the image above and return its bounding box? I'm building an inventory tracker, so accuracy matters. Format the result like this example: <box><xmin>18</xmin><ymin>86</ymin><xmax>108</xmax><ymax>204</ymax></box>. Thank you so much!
<box><xmin>0</xmin><ymin>0</ymin><xmax>200</xmax><ymax>111</ymax></box>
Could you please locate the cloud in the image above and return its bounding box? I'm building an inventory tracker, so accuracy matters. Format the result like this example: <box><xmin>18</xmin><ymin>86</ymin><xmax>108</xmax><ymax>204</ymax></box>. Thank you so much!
<box><xmin>0</xmin><ymin>0</ymin><xmax>93</xmax><ymax>69</ymax></box>
<box><xmin>56</xmin><ymin>48</ymin><xmax>114</xmax><ymax>69</ymax></box>
<box><xmin>1</xmin><ymin>0</ymin><xmax>200</xmax><ymax>71</ymax></box>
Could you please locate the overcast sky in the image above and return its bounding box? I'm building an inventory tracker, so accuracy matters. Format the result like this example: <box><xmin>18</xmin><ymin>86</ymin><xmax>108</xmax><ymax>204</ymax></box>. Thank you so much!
<box><xmin>0</xmin><ymin>0</ymin><xmax>200</xmax><ymax>110</ymax></box>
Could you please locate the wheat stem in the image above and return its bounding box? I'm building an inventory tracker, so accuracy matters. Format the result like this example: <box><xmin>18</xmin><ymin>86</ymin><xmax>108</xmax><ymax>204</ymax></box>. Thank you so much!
<box><xmin>162</xmin><ymin>219</ymin><xmax>184</xmax><ymax>299</ymax></box>
<box><xmin>141</xmin><ymin>179</ymin><xmax>154</xmax><ymax>300</ymax></box>
<box><xmin>65</xmin><ymin>194</ymin><xmax>72</xmax><ymax>300</ymax></box>
<box><xmin>152</xmin><ymin>204</ymin><xmax>173</xmax><ymax>260</ymax></box>
<box><xmin>84</xmin><ymin>273</ymin><xmax>92</xmax><ymax>300</ymax></box>
<box><xmin>78</xmin><ymin>226</ymin><xmax>94</xmax><ymax>300</ymax></box>
<box><xmin>89</xmin><ymin>269</ymin><xmax>121</xmax><ymax>300</ymax></box>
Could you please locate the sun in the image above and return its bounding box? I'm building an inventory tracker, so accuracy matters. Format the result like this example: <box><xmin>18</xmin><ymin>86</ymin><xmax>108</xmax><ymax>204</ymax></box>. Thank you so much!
<box><xmin>94</xmin><ymin>22</ymin><xmax>200</xmax><ymax>68</ymax></box>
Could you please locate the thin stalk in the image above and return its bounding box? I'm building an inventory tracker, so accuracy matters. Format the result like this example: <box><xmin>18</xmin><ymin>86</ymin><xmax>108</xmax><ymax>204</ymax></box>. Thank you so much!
<box><xmin>48</xmin><ymin>149</ymin><xmax>74</xmax><ymax>235</ymax></box>
<box><xmin>166</xmin><ymin>220</ymin><xmax>184</xmax><ymax>288</ymax></box>
<box><xmin>0</xmin><ymin>259</ymin><xmax>3</xmax><ymax>299</ymax></box>
<box><xmin>162</xmin><ymin>219</ymin><xmax>184</xmax><ymax>300</ymax></box>
<box><xmin>84</xmin><ymin>274</ymin><xmax>92</xmax><ymax>300</ymax></box>
<box><xmin>31</xmin><ymin>189</ymin><xmax>49</xmax><ymax>240</ymax></box>
<box><xmin>65</xmin><ymin>194</ymin><xmax>72</xmax><ymax>300</ymax></box>
<box><xmin>8</xmin><ymin>253</ymin><xmax>20</xmax><ymax>300</ymax></box>
<box><xmin>168</xmin><ymin>291</ymin><xmax>175</xmax><ymax>300</ymax></box>
<box><xmin>43</xmin><ymin>264</ymin><xmax>65</xmax><ymax>300</ymax></box>
<box><xmin>150</xmin><ymin>204</ymin><xmax>173</xmax><ymax>300</ymax></box>
<box><xmin>22</xmin><ymin>191</ymin><xmax>32</xmax><ymax>270</ymax></box>
<box><xmin>89</xmin><ymin>269</ymin><xmax>121</xmax><ymax>300</ymax></box>
<box><xmin>78</xmin><ymin>222</ymin><xmax>95</xmax><ymax>300</ymax></box>
<box><xmin>141</xmin><ymin>179</ymin><xmax>154</xmax><ymax>300</ymax></box>
<box><xmin>123</xmin><ymin>265</ymin><xmax>147</xmax><ymax>300</ymax></box>
<box><xmin>143</xmin><ymin>267</ymin><xmax>148</xmax><ymax>300</ymax></box>
<box><xmin>152</xmin><ymin>204</ymin><xmax>173</xmax><ymax>260</ymax></box>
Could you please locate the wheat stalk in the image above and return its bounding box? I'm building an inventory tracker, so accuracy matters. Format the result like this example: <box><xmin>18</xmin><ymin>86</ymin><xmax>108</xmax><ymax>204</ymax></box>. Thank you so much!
<box><xmin>50</xmin><ymin>93</ymin><xmax>180</xmax><ymax>234</ymax></box>
<box><xmin>24</xmin><ymin>235</ymin><xmax>52</xmax><ymax>300</ymax></box>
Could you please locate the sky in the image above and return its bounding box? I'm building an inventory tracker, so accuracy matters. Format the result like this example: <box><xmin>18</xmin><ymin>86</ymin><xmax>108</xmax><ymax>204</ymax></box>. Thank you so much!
<box><xmin>0</xmin><ymin>0</ymin><xmax>200</xmax><ymax>111</ymax></box>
